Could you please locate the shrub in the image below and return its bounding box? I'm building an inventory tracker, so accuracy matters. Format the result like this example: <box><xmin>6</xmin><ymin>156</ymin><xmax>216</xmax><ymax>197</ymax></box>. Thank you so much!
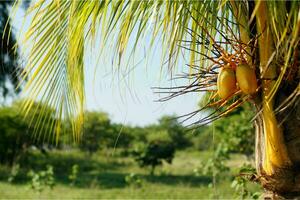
<box><xmin>231</xmin><ymin>164</ymin><xmax>261</xmax><ymax>199</ymax></box>
<box><xmin>124</xmin><ymin>173</ymin><xmax>143</xmax><ymax>188</ymax></box>
<box><xmin>132</xmin><ymin>140</ymin><xmax>175</xmax><ymax>175</ymax></box>
<box><xmin>68</xmin><ymin>164</ymin><xmax>79</xmax><ymax>186</ymax></box>
<box><xmin>27</xmin><ymin>165</ymin><xmax>55</xmax><ymax>193</ymax></box>
<box><xmin>194</xmin><ymin>143</ymin><xmax>230</xmax><ymax>180</ymax></box>
<box><xmin>8</xmin><ymin>164</ymin><xmax>20</xmax><ymax>183</ymax></box>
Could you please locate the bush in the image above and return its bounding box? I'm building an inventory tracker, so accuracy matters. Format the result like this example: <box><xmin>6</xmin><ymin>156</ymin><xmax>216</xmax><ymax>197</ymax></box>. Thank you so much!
<box><xmin>131</xmin><ymin>140</ymin><xmax>176</xmax><ymax>175</ymax></box>
<box><xmin>8</xmin><ymin>164</ymin><xmax>20</xmax><ymax>183</ymax></box>
<box><xmin>68</xmin><ymin>164</ymin><xmax>79</xmax><ymax>186</ymax></box>
<box><xmin>231</xmin><ymin>164</ymin><xmax>261</xmax><ymax>199</ymax></box>
<box><xmin>27</xmin><ymin>165</ymin><xmax>55</xmax><ymax>193</ymax></box>
<box><xmin>125</xmin><ymin>173</ymin><xmax>143</xmax><ymax>188</ymax></box>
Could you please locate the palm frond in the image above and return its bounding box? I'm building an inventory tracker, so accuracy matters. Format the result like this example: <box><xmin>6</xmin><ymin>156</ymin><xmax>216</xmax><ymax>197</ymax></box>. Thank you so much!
<box><xmin>263</xmin><ymin>1</ymin><xmax>299</xmax><ymax>102</ymax></box>
<box><xmin>16</xmin><ymin>0</ymin><xmax>300</xmax><ymax>141</ymax></box>
<box><xmin>15</xmin><ymin>0</ymin><xmax>234</xmax><ymax>141</ymax></box>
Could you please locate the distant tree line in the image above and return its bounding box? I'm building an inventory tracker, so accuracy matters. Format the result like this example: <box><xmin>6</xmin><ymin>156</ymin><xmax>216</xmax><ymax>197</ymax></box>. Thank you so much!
<box><xmin>0</xmin><ymin>99</ymin><xmax>254</xmax><ymax>175</ymax></box>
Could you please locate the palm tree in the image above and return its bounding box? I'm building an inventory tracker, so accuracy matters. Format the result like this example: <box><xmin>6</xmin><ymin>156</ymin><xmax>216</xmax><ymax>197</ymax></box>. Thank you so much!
<box><xmin>12</xmin><ymin>1</ymin><xmax>299</xmax><ymax>198</ymax></box>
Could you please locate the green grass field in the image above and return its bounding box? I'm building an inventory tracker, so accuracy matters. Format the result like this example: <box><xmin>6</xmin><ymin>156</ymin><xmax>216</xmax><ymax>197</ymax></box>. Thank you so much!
<box><xmin>0</xmin><ymin>149</ymin><xmax>260</xmax><ymax>199</ymax></box>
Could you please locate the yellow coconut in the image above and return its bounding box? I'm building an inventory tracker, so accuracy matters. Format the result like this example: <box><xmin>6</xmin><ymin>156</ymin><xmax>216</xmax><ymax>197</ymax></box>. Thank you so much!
<box><xmin>217</xmin><ymin>67</ymin><xmax>237</xmax><ymax>99</ymax></box>
<box><xmin>236</xmin><ymin>63</ymin><xmax>258</xmax><ymax>95</ymax></box>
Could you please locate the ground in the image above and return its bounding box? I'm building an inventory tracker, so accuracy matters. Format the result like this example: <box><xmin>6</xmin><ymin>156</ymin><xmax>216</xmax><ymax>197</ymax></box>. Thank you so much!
<box><xmin>0</xmin><ymin>149</ymin><xmax>260</xmax><ymax>199</ymax></box>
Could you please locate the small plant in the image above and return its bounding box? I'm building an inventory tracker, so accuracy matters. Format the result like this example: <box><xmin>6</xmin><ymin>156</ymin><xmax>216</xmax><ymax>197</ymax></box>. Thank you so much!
<box><xmin>196</xmin><ymin>143</ymin><xmax>230</xmax><ymax>179</ymax></box>
<box><xmin>68</xmin><ymin>164</ymin><xmax>79</xmax><ymax>186</ymax></box>
<box><xmin>231</xmin><ymin>164</ymin><xmax>261</xmax><ymax>199</ymax></box>
<box><xmin>124</xmin><ymin>173</ymin><xmax>143</xmax><ymax>188</ymax></box>
<box><xmin>8</xmin><ymin>164</ymin><xmax>20</xmax><ymax>183</ymax></box>
<box><xmin>27</xmin><ymin>165</ymin><xmax>55</xmax><ymax>193</ymax></box>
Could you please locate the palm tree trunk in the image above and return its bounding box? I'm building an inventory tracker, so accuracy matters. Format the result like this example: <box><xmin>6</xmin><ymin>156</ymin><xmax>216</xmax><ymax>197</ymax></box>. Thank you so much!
<box><xmin>255</xmin><ymin>92</ymin><xmax>300</xmax><ymax>199</ymax></box>
<box><xmin>253</xmin><ymin>0</ymin><xmax>300</xmax><ymax>197</ymax></box>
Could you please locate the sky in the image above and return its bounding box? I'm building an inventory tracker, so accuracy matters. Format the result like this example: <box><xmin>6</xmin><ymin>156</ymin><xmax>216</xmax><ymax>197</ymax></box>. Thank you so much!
<box><xmin>12</xmin><ymin>3</ymin><xmax>201</xmax><ymax>127</ymax></box>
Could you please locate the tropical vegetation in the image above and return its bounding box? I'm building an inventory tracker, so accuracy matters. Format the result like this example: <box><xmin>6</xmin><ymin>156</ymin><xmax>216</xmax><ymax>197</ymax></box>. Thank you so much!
<box><xmin>5</xmin><ymin>0</ymin><xmax>300</xmax><ymax>198</ymax></box>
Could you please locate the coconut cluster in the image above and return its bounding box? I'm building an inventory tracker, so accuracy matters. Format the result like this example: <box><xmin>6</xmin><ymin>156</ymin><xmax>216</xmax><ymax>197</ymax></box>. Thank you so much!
<box><xmin>217</xmin><ymin>63</ymin><xmax>258</xmax><ymax>100</ymax></box>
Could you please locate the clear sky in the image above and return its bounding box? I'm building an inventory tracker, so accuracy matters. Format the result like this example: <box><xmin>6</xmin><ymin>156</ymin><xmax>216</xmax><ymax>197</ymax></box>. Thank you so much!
<box><xmin>12</xmin><ymin>4</ymin><xmax>201</xmax><ymax>127</ymax></box>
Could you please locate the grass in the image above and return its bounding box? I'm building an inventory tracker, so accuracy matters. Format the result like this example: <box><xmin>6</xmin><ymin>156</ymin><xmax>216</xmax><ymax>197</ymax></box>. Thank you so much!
<box><xmin>0</xmin><ymin>149</ymin><xmax>261</xmax><ymax>199</ymax></box>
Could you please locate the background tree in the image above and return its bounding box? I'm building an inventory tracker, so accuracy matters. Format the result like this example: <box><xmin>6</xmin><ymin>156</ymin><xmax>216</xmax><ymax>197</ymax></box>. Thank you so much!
<box><xmin>0</xmin><ymin>105</ymin><xmax>30</xmax><ymax>165</ymax></box>
<box><xmin>13</xmin><ymin>1</ymin><xmax>300</xmax><ymax>198</ymax></box>
<box><xmin>79</xmin><ymin>111</ymin><xmax>111</xmax><ymax>154</ymax></box>
<box><xmin>78</xmin><ymin>112</ymin><xmax>142</xmax><ymax>153</ymax></box>
<box><xmin>215</xmin><ymin>104</ymin><xmax>255</xmax><ymax>158</ymax></box>
<box><xmin>158</xmin><ymin>115</ymin><xmax>192</xmax><ymax>150</ymax></box>
<box><xmin>0</xmin><ymin>100</ymin><xmax>55</xmax><ymax>165</ymax></box>
<box><xmin>0</xmin><ymin>1</ymin><xmax>24</xmax><ymax>101</ymax></box>
<box><xmin>131</xmin><ymin>139</ymin><xmax>175</xmax><ymax>175</ymax></box>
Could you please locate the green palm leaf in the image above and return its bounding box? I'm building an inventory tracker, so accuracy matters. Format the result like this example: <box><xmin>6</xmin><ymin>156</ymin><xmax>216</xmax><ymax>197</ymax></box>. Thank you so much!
<box><xmin>13</xmin><ymin>0</ymin><xmax>299</xmax><ymax>142</ymax></box>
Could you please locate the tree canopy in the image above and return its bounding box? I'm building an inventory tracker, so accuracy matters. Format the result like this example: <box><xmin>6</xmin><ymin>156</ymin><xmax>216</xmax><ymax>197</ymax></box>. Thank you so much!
<box><xmin>0</xmin><ymin>1</ymin><xmax>23</xmax><ymax>100</ymax></box>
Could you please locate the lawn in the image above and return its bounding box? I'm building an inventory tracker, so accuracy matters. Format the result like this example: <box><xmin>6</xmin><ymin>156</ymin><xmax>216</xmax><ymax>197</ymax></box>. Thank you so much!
<box><xmin>0</xmin><ymin>149</ymin><xmax>260</xmax><ymax>199</ymax></box>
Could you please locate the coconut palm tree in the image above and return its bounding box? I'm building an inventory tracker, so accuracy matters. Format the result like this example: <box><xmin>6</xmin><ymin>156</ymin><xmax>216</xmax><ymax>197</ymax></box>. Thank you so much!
<box><xmin>13</xmin><ymin>0</ymin><xmax>299</xmax><ymax>198</ymax></box>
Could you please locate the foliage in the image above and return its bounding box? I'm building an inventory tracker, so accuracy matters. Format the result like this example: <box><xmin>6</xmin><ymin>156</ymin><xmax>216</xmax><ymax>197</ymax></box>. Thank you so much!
<box><xmin>78</xmin><ymin>113</ymin><xmax>192</xmax><ymax>154</ymax></box>
<box><xmin>79</xmin><ymin>111</ymin><xmax>112</xmax><ymax>154</ymax></box>
<box><xmin>158</xmin><ymin>115</ymin><xmax>192</xmax><ymax>149</ymax></box>
<box><xmin>194</xmin><ymin>142</ymin><xmax>230</xmax><ymax>180</ymax></box>
<box><xmin>215</xmin><ymin>104</ymin><xmax>255</xmax><ymax>157</ymax></box>
<box><xmin>13</xmin><ymin>100</ymin><xmax>58</xmax><ymax>142</ymax></box>
<box><xmin>0</xmin><ymin>100</ymin><xmax>58</xmax><ymax>165</ymax></box>
<box><xmin>124</xmin><ymin>173</ymin><xmax>143</xmax><ymax>188</ymax></box>
<box><xmin>27</xmin><ymin>165</ymin><xmax>55</xmax><ymax>193</ymax></box>
<box><xmin>68</xmin><ymin>164</ymin><xmax>79</xmax><ymax>186</ymax></box>
<box><xmin>13</xmin><ymin>0</ymin><xmax>298</xmax><ymax>141</ymax></box>
<box><xmin>0</xmin><ymin>1</ymin><xmax>23</xmax><ymax>101</ymax></box>
<box><xmin>0</xmin><ymin>149</ymin><xmax>261</xmax><ymax>199</ymax></box>
<box><xmin>231</xmin><ymin>164</ymin><xmax>261</xmax><ymax>199</ymax></box>
<box><xmin>193</xmin><ymin>105</ymin><xmax>256</xmax><ymax>194</ymax></box>
<box><xmin>8</xmin><ymin>163</ymin><xmax>20</xmax><ymax>183</ymax></box>
<box><xmin>0</xmin><ymin>106</ymin><xmax>31</xmax><ymax>165</ymax></box>
<box><xmin>191</xmin><ymin>126</ymin><xmax>219</xmax><ymax>151</ymax></box>
<box><xmin>15</xmin><ymin>0</ymin><xmax>238</xmax><ymax>140</ymax></box>
<box><xmin>78</xmin><ymin>112</ymin><xmax>142</xmax><ymax>153</ymax></box>
<box><xmin>110</xmin><ymin>123</ymin><xmax>141</xmax><ymax>148</ymax></box>
<box><xmin>131</xmin><ymin>140</ymin><xmax>175</xmax><ymax>175</ymax></box>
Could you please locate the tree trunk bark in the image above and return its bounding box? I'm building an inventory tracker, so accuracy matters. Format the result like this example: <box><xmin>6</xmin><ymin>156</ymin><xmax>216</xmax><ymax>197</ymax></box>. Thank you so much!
<box><xmin>255</xmin><ymin>90</ymin><xmax>300</xmax><ymax>199</ymax></box>
<box><xmin>253</xmin><ymin>0</ymin><xmax>300</xmax><ymax>198</ymax></box>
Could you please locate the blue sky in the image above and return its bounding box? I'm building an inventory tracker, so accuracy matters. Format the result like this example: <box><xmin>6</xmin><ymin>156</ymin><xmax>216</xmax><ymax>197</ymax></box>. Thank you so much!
<box><xmin>12</xmin><ymin>4</ymin><xmax>201</xmax><ymax>126</ymax></box>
